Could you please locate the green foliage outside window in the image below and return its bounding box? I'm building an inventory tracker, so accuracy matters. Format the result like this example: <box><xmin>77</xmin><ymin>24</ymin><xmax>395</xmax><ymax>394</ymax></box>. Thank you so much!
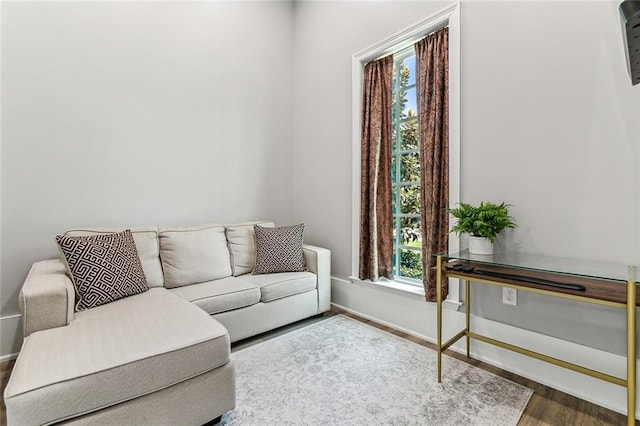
<box><xmin>399</xmin><ymin>250</ymin><xmax>422</xmax><ymax>280</ymax></box>
<box><xmin>392</xmin><ymin>57</ymin><xmax>423</xmax><ymax>281</ymax></box>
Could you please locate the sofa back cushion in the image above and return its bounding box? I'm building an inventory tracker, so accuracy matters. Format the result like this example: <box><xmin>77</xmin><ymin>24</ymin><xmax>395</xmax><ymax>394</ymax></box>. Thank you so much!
<box><xmin>226</xmin><ymin>221</ymin><xmax>275</xmax><ymax>276</ymax></box>
<box><xmin>64</xmin><ymin>227</ymin><xmax>163</xmax><ymax>288</ymax></box>
<box><xmin>159</xmin><ymin>224</ymin><xmax>232</xmax><ymax>288</ymax></box>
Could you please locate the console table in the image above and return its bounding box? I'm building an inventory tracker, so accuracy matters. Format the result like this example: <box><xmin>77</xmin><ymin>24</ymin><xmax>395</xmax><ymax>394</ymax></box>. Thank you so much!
<box><xmin>434</xmin><ymin>251</ymin><xmax>638</xmax><ymax>425</ymax></box>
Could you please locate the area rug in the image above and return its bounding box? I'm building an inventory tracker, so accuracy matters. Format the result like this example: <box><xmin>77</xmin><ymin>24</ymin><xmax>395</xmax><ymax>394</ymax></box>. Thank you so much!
<box><xmin>222</xmin><ymin>315</ymin><xmax>532</xmax><ymax>425</ymax></box>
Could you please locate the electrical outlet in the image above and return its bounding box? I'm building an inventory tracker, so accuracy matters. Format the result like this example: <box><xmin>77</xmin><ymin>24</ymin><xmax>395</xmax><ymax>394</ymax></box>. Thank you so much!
<box><xmin>502</xmin><ymin>287</ymin><xmax>517</xmax><ymax>306</ymax></box>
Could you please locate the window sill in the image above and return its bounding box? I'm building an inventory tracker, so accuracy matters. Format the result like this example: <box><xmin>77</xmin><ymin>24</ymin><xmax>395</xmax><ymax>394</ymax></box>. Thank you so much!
<box><xmin>350</xmin><ymin>276</ymin><xmax>425</xmax><ymax>295</ymax></box>
<box><xmin>348</xmin><ymin>276</ymin><xmax>462</xmax><ymax>311</ymax></box>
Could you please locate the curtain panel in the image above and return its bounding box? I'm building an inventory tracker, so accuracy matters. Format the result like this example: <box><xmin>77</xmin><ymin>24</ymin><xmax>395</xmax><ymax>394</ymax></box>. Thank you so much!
<box><xmin>359</xmin><ymin>55</ymin><xmax>394</xmax><ymax>281</ymax></box>
<box><xmin>415</xmin><ymin>28</ymin><xmax>449</xmax><ymax>302</ymax></box>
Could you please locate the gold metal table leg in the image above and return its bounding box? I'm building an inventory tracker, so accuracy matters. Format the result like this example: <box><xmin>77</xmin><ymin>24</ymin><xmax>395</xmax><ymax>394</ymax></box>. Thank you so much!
<box><xmin>627</xmin><ymin>270</ymin><xmax>636</xmax><ymax>426</ymax></box>
<box><xmin>465</xmin><ymin>279</ymin><xmax>470</xmax><ymax>358</ymax></box>
<box><xmin>437</xmin><ymin>255</ymin><xmax>443</xmax><ymax>383</ymax></box>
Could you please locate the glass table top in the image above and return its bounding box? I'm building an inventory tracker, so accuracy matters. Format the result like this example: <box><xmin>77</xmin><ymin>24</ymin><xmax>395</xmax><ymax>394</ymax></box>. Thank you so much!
<box><xmin>435</xmin><ymin>250</ymin><xmax>638</xmax><ymax>283</ymax></box>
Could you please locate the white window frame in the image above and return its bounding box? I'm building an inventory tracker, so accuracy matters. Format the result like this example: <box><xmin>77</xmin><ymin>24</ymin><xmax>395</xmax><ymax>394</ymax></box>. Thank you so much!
<box><xmin>349</xmin><ymin>2</ymin><xmax>462</xmax><ymax>305</ymax></box>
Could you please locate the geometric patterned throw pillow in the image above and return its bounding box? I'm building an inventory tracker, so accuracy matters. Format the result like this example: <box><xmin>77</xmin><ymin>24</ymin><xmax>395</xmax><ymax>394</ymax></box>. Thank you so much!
<box><xmin>55</xmin><ymin>229</ymin><xmax>149</xmax><ymax>311</ymax></box>
<box><xmin>253</xmin><ymin>223</ymin><xmax>306</xmax><ymax>275</ymax></box>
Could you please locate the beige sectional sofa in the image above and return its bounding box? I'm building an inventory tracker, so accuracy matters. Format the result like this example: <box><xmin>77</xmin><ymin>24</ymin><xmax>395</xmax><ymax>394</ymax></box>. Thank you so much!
<box><xmin>4</xmin><ymin>221</ymin><xmax>331</xmax><ymax>425</ymax></box>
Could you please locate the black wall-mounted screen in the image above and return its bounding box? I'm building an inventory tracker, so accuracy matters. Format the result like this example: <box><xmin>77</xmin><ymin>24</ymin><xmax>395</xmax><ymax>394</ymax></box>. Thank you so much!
<box><xmin>620</xmin><ymin>0</ymin><xmax>640</xmax><ymax>86</ymax></box>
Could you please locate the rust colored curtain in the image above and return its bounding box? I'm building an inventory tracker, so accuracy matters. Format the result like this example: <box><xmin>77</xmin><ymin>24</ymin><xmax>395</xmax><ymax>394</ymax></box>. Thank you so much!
<box><xmin>359</xmin><ymin>55</ymin><xmax>394</xmax><ymax>281</ymax></box>
<box><xmin>415</xmin><ymin>28</ymin><xmax>449</xmax><ymax>302</ymax></box>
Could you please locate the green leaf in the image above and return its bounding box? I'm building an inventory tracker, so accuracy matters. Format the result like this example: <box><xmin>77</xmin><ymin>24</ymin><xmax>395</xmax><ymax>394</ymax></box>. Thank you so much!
<box><xmin>447</xmin><ymin>201</ymin><xmax>517</xmax><ymax>243</ymax></box>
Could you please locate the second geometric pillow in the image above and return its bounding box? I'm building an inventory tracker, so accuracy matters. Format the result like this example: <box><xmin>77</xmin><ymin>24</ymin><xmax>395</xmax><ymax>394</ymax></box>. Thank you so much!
<box><xmin>253</xmin><ymin>223</ymin><xmax>306</xmax><ymax>275</ymax></box>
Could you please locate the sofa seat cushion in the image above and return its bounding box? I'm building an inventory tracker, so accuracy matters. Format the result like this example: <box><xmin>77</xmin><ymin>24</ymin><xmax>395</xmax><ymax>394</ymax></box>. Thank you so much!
<box><xmin>236</xmin><ymin>271</ymin><xmax>316</xmax><ymax>302</ymax></box>
<box><xmin>170</xmin><ymin>277</ymin><xmax>261</xmax><ymax>315</ymax></box>
<box><xmin>4</xmin><ymin>288</ymin><xmax>230</xmax><ymax>426</ymax></box>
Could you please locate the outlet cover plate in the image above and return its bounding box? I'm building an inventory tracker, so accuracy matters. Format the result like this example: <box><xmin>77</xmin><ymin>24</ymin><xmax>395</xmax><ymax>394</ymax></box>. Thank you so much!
<box><xmin>502</xmin><ymin>287</ymin><xmax>517</xmax><ymax>306</ymax></box>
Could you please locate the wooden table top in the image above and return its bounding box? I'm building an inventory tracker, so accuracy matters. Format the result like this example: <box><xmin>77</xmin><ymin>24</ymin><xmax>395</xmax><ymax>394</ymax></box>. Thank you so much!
<box><xmin>440</xmin><ymin>261</ymin><xmax>639</xmax><ymax>306</ymax></box>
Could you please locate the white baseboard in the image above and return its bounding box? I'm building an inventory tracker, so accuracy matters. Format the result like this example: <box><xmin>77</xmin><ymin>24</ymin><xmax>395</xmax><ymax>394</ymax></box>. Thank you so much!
<box><xmin>1</xmin><ymin>313</ymin><xmax>22</xmax><ymax>359</ymax></box>
<box><xmin>333</xmin><ymin>302</ymin><xmax>433</xmax><ymax>342</ymax></box>
<box><xmin>1</xmin><ymin>352</ymin><xmax>18</xmax><ymax>362</ymax></box>
<box><xmin>331</xmin><ymin>276</ymin><xmax>638</xmax><ymax>419</ymax></box>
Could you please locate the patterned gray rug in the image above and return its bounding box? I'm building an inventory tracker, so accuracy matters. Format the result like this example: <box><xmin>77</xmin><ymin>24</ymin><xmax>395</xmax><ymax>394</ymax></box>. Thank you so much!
<box><xmin>222</xmin><ymin>315</ymin><xmax>532</xmax><ymax>425</ymax></box>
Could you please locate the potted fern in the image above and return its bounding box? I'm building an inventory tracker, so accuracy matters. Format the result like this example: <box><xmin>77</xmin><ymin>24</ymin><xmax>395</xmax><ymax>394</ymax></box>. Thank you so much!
<box><xmin>448</xmin><ymin>202</ymin><xmax>516</xmax><ymax>255</ymax></box>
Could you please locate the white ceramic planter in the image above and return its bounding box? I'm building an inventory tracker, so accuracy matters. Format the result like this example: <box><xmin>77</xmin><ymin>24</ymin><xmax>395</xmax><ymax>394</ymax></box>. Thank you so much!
<box><xmin>468</xmin><ymin>236</ymin><xmax>493</xmax><ymax>255</ymax></box>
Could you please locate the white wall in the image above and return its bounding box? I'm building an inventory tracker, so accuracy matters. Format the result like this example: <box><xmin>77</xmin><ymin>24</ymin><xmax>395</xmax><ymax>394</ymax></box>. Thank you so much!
<box><xmin>292</xmin><ymin>0</ymin><xmax>450</xmax><ymax>278</ymax></box>
<box><xmin>293</xmin><ymin>0</ymin><xmax>640</xmax><ymax>415</ymax></box>
<box><xmin>462</xmin><ymin>0</ymin><xmax>639</xmax><ymax>264</ymax></box>
<box><xmin>294</xmin><ymin>0</ymin><xmax>640</xmax><ymax>351</ymax></box>
<box><xmin>0</xmin><ymin>1</ymin><xmax>294</xmax><ymax>331</ymax></box>
<box><xmin>462</xmin><ymin>0</ymin><xmax>640</xmax><ymax>356</ymax></box>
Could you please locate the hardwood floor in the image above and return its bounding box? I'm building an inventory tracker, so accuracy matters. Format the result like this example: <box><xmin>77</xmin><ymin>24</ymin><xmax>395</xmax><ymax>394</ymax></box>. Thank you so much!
<box><xmin>0</xmin><ymin>359</ymin><xmax>14</xmax><ymax>426</ymax></box>
<box><xmin>0</xmin><ymin>307</ymin><xmax>630</xmax><ymax>425</ymax></box>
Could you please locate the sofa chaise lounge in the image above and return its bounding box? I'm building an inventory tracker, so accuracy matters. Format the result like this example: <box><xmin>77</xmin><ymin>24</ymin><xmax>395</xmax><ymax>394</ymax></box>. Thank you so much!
<box><xmin>3</xmin><ymin>221</ymin><xmax>331</xmax><ymax>425</ymax></box>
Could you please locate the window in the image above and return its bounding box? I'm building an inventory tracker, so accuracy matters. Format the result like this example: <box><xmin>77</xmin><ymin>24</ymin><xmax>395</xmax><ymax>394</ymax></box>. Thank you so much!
<box><xmin>351</xmin><ymin>4</ymin><xmax>460</xmax><ymax>303</ymax></box>
<box><xmin>391</xmin><ymin>48</ymin><xmax>422</xmax><ymax>283</ymax></box>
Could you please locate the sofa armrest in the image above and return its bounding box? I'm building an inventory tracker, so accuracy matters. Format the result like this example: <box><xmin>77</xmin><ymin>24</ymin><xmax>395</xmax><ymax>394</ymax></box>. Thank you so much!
<box><xmin>303</xmin><ymin>244</ymin><xmax>331</xmax><ymax>313</ymax></box>
<box><xmin>20</xmin><ymin>259</ymin><xmax>75</xmax><ymax>337</ymax></box>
